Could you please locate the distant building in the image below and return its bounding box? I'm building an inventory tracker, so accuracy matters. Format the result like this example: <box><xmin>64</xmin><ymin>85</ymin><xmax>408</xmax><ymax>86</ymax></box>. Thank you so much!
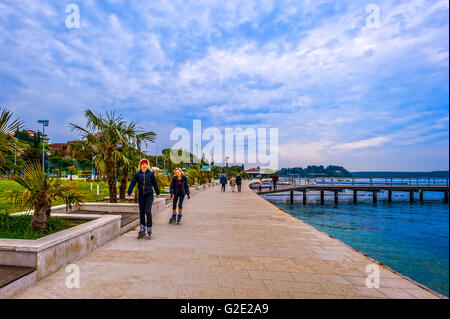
<box><xmin>243</xmin><ymin>168</ymin><xmax>276</xmax><ymax>178</ymax></box>
<box><xmin>307</xmin><ymin>172</ymin><xmax>326</xmax><ymax>177</ymax></box>
<box><xmin>28</xmin><ymin>130</ymin><xmax>50</xmax><ymax>143</ymax></box>
<box><xmin>49</xmin><ymin>141</ymin><xmax>78</xmax><ymax>157</ymax></box>
<box><xmin>50</xmin><ymin>143</ymin><xmax>69</xmax><ymax>156</ymax></box>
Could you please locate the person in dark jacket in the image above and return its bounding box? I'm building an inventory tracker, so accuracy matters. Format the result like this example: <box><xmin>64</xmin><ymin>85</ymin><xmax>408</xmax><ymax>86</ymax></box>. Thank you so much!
<box><xmin>126</xmin><ymin>159</ymin><xmax>160</xmax><ymax>238</ymax></box>
<box><xmin>271</xmin><ymin>173</ymin><xmax>279</xmax><ymax>191</ymax></box>
<box><xmin>219</xmin><ymin>174</ymin><xmax>227</xmax><ymax>192</ymax></box>
<box><xmin>169</xmin><ymin>168</ymin><xmax>190</xmax><ymax>224</ymax></box>
<box><xmin>236</xmin><ymin>175</ymin><xmax>242</xmax><ymax>192</ymax></box>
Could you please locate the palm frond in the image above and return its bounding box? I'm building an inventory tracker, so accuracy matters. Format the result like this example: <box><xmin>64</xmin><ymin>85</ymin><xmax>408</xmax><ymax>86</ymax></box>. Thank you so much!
<box><xmin>0</xmin><ymin>108</ymin><xmax>23</xmax><ymax>134</ymax></box>
<box><xmin>9</xmin><ymin>162</ymin><xmax>84</xmax><ymax>211</ymax></box>
<box><xmin>0</xmin><ymin>108</ymin><xmax>24</xmax><ymax>166</ymax></box>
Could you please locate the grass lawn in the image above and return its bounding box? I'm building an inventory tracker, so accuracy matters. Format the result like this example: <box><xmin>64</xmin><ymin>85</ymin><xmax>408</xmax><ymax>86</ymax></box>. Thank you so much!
<box><xmin>0</xmin><ymin>213</ymin><xmax>86</xmax><ymax>240</ymax></box>
<box><xmin>0</xmin><ymin>178</ymin><xmax>111</xmax><ymax>215</ymax></box>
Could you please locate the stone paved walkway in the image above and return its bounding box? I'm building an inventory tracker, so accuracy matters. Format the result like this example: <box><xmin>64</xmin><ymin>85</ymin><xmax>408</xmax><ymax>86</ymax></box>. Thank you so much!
<box><xmin>15</xmin><ymin>182</ymin><xmax>439</xmax><ymax>299</ymax></box>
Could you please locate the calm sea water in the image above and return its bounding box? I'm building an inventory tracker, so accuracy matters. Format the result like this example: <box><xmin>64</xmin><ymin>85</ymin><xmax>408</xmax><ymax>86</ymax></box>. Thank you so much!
<box><xmin>263</xmin><ymin>189</ymin><xmax>449</xmax><ymax>297</ymax></box>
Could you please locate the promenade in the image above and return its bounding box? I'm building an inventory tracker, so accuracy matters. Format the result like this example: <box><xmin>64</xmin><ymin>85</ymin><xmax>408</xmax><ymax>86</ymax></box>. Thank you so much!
<box><xmin>14</xmin><ymin>182</ymin><xmax>439</xmax><ymax>299</ymax></box>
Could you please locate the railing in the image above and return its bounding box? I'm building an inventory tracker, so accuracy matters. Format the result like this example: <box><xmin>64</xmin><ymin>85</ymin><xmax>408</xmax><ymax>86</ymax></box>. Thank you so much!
<box><xmin>281</xmin><ymin>177</ymin><xmax>449</xmax><ymax>187</ymax></box>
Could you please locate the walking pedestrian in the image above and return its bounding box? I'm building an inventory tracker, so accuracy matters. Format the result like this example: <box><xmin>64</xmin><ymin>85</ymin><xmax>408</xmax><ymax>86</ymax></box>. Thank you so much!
<box><xmin>220</xmin><ymin>174</ymin><xmax>227</xmax><ymax>192</ymax></box>
<box><xmin>230</xmin><ymin>176</ymin><xmax>236</xmax><ymax>192</ymax></box>
<box><xmin>272</xmin><ymin>173</ymin><xmax>279</xmax><ymax>191</ymax></box>
<box><xmin>236</xmin><ymin>174</ymin><xmax>242</xmax><ymax>192</ymax></box>
<box><xmin>169</xmin><ymin>168</ymin><xmax>190</xmax><ymax>224</ymax></box>
<box><xmin>127</xmin><ymin>159</ymin><xmax>160</xmax><ymax>238</ymax></box>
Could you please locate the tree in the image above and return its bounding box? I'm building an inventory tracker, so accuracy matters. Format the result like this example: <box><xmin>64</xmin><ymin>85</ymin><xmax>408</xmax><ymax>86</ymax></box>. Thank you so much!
<box><xmin>75</xmin><ymin>158</ymin><xmax>92</xmax><ymax>171</ymax></box>
<box><xmin>70</xmin><ymin>110</ymin><xmax>156</xmax><ymax>203</ymax></box>
<box><xmin>117</xmin><ymin>120</ymin><xmax>156</xmax><ymax>200</ymax></box>
<box><xmin>20</xmin><ymin>131</ymin><xmax>48</xmax><ymax>164</ymax></box>
<box><xmin>14</xmin><ymin>129</ymin><xmax>34</xmax><ymax>143</ymax></box>
<box><xmin>9</xmin><ymin>162</ymin><xmax>84</xmax><ymax>232</ymax></box>
<box><xmin>225</xmin><ymin>156</ymin><xmax>230</xmax><ymax>178</ymax></box>
<box><xmin>186</xmin><ymin>168</ymin><xmax>200</xmax><ymax>185</ymax></box>
<box><xmin>117</xmin><ymin>147</ymin><xmax>140</xmax><ymax>200</ymax></box>
<box><xmin>161</xmin><ymin>148</ymin><xmax>176</xmax><ymax>177</ymax></box>
<box><xmin>49</xmin><ymin>155</ymin><xmax>73</xmax><ymax>172</ymax></box>
<box><xmin>0</xmin><ymin>108</ymin><xmax>24</xmax><ymax>170</ymax></box>
<box><xmin>67</xmin><ymin>165</ymin><xmax>77</xmax><ymax>181</ymax></box>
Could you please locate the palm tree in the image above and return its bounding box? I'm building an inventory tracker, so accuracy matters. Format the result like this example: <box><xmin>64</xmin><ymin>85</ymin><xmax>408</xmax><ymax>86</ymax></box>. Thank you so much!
<box><xmin>117</xmin><ymin>147</ymin><xmax>141</xmax><ymax>200</ymax></box>
<box><xmin>225</xmin><ymin>156</ymin><xmax>230</xmax><ymax>179</ymax></box>
<box><xmin>117</xmin><ymin>120</ymin><xmax>156</xmax><ymax>200</ymax></box>
<box><xmin>67</xmin><ymin>165</ymin><xmax>77</xmax><ymax>181</ymax></box>
<box><xmin>0</xmin><ymin>108</ymin><xmax>24</xmax><ymax>169</ymax></box>
<box><xmin>10</xmin><ymin>162</ymin><xmax>84</xmax><ymax>232</ymax></box>
<box><xmin>161</xmin><ymin>148</ymin><xmax>176</xmax><ymax>177</ymax></box>
<box><xmin>70</xmin><ymin>110</ymin><xmax>156</xmax><ymax>203</ymax></box>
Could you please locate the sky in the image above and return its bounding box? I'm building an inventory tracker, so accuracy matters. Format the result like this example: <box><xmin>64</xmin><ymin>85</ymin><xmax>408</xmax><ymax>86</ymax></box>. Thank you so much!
<box><xmin>0</xmin><ymin>0</ymin><xmax>448</xmax><ymax>171</ymax></box>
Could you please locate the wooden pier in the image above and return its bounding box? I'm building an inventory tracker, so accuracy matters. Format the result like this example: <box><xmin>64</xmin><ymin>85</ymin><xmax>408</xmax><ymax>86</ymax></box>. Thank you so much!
<box><xmin>256</xmin><ymin>185</ymin><xmax>450</xmax><ymax>204</ymax></box>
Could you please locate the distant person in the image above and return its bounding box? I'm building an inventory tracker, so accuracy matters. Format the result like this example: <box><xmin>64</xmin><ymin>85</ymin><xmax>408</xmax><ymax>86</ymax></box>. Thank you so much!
<box><xmin>272</xmin><ymin>173</ymin><xmax>279</xmax><ymax>191</ymax></box>
<box><xmin>220</xmin><ymin>174</ymin><xmax>227</xmax><ymax>192</ymax></box>
<box><xmin>127</xmin><ymin>159</ymin><xmax>160</xmax><ymax>239</ymax></box>
<box><xmin>258</xmin><ymin>177</ymin><xmax>263</xmax><ymax>192</ymax></box>
<box><xmin>230</xmin><ymin>176</ymin><xmax>236</xmax><ymax>192</ymax></box>
<box><xmin>169</xmin><ymin>168</ymin><xmax>190</xmax><ymax>225</ymax></box>
<box><xmin>236</xmin><ymin>175</ymin><xmax>242</xmax><ymax>192</ymax></box>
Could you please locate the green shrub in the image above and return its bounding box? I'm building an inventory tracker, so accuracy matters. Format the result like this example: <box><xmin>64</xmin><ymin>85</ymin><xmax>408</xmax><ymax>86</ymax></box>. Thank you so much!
<box><xmin>0</xmin><ymin>213</ymin><xmax>84</xmax><ymax>240</ymax></box>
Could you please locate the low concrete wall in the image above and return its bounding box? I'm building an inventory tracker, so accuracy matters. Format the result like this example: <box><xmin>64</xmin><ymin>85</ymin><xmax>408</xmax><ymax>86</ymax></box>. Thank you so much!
<box><xmin>159</xmin><ymin>194</ymin><xmax>172</xmax><ymax>203</ymax></box>
<box><xmin>0</xmin><ymin>213</ymin><xmax>121</xmax><ymax>298</ymax></box>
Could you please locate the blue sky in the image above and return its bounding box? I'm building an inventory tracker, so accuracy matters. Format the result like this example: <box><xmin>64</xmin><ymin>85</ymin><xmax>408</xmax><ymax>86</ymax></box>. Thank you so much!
<box><xmin>0</xmin><ymin>0</ymin><xmax>448</xmax><ymax>170</ymax></box>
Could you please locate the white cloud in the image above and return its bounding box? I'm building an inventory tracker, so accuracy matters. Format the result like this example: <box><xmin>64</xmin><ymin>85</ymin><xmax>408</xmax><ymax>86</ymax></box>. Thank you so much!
<box><xmin>332</xmin><ymin>136</ymin><xmax>391</xmax><ymax>151</ymax></box>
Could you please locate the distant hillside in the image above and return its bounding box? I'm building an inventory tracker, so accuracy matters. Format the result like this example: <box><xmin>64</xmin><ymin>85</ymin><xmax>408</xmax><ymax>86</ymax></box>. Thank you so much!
<box><xmin>351</xmin><ymin>171</ymin><xmax>449</xmax><ymax>179</ymax></box>
<box><xmin>278</xmin><ymin>165</ymin><xmax>351</xmax><ymax>177</ymax></box>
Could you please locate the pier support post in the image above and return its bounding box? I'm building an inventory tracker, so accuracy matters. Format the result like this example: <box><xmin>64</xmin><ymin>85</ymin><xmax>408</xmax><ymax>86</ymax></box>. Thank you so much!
<box><xmin>419</xmin><ymin>190</ymin><xmax>424</xmax><ymax>201</ymax></box>
<box><xmin>353</xmin><ymin>190</ymin><xmax>357</xmax><ymax>203</ymax></box>
<box><xmin>303</xmin><ymin>191</ymin><xmax>307</xmax><ymax>205</ymax></box>
<box><xmin>444</xmin><ymin>191</ymin><xmax>448</xmax><ymax>203</ymax></box>
<box><xmin>388</xmin><ymin>190</ymin><xmax>392</xmax><ymax>202</ymax></box>
<box><xmin>320</xmin><ymin>191</ymin><xmax>324</xmax><ymax>204</ymax></box>
<box><xmin>334</xmin><ymin>191</ymin><xmax>339</xmax><ymax>204</ymax></box>
<box><xmin>410</xmin><ymin>191</ymin><xmax>414</xmax><ymax>202</ymax></box>
<box><xmin>372</xmin><ymin>191</ymin><xmax>377</xmax><ymax>203</ymax></box>
<box><xmin>289</xmin><ymin>190</ymin><xmax>294</xmax><ymax>205</ymax></box>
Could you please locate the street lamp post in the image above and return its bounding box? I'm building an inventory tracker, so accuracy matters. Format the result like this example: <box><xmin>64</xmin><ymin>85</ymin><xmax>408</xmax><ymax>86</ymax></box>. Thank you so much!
<box><xmin>14</xmin><ymin>138</ymin><xmax>17</xmax><ymax>168</ymax></box>
<box><xmin>37</xmin><ymin>120</ymin><xmax>49</xmax><ymax>172</ymax></box>
<box><xmin>196</xmin><ymin>143</ymin><xmax>199</xmax><ymax>167</ymax></box>
<box><xmin>91</xmin><ymin>152</ymin><xmax>94</xmax><ymax>191</ymax></box>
